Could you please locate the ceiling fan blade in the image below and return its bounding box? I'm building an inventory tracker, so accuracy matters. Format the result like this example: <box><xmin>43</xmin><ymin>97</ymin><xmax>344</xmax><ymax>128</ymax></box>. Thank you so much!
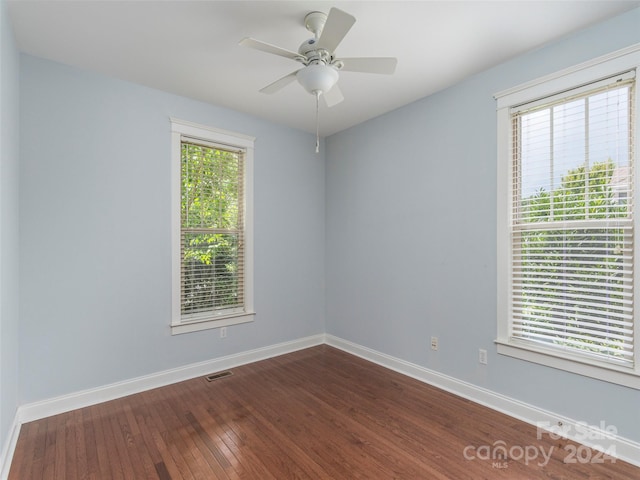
<box><xmin>259</xmin><ymin>71</ymin><xmax>299</xmax><ymax>94</ymax></box>
<box><xmin>316</xmin><ymin>8</ymin><xmax>356</xmax><ymax>53</ymax></box>
<box><xmin>323</xmin><ymin>84</ymin><xmax>344</xmax><ymax>107</ymax></box>
<box><xmin>339</xmin><ymin>57</ymin><xmax>398</xmax><ymax>74</ymax></box>
<box><xmin>239</xmin><ymin>37</ymin><xmax>301</xmax><ymax>61</ymax></box>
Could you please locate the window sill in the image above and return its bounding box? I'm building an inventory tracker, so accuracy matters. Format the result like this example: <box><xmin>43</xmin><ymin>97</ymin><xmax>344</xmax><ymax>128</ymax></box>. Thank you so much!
<box><xmin>496</xmin><ymin>339</ymin><xmax>640</xmax><ymax>390</ymax></box>
<box><xmin>171</xmin><ymin>312</ymin><xmax>255</xmax><ymax>335</ymax></box>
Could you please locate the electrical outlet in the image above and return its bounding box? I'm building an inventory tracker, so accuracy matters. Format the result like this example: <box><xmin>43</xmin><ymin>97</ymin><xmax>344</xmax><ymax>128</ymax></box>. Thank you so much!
<box><xmin>431</xmin><ymin>336</ymin><xmax>438</xmax><ymax>351</ymax></box>
<box><xmin>220</xmin><ymin>327</ymin><xmax>227</xmax><ymax>339</ymax></box>
<box><xmin>479</xmin><ymin>349</ymin><xmax>487</xmax><ymax>365</ymax></box>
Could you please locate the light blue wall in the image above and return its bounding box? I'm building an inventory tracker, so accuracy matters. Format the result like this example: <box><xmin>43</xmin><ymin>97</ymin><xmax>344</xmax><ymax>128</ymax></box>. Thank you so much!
<box><xmin>326</xmin><ymin>8</ymin><xmax>640</xmax><ymax>442</ymax></box>
<box><xmin>10</xmin><ymin>2</ymin><xmax>640</xmax><ymax>449</ymax></box>
<box><xmin>18</xmin><ymin>55</ymin><xmax>326</xmax><ymax>403</ymax></box>
<box><xmin>0</xmin><ymin>0</ymin><xmax>20</xmax><ymax>457</ymax></box>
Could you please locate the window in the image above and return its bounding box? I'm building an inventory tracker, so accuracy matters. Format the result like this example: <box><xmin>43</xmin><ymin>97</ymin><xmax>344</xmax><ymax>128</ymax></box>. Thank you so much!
<box><xmin>171</xmin><ymin>119</ymin><xmax>254</xmax><ymax>334</ymax></box>
<box><xmin>496</xmin><ymin>45</ymin><xmax>640</xmax><ymax>388</ymax></box>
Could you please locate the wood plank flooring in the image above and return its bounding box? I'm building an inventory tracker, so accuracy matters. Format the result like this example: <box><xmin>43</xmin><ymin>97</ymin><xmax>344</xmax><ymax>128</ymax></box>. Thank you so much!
<box><xmin>8</xmin><ymin>345</ymin><xmax>640</xmax><ymax>479</ymax></box>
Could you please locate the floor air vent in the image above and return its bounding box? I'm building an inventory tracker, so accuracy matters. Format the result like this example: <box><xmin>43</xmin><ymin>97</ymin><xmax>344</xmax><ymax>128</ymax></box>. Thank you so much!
<box><xmin>205</xmin><ymin>371</ymin><xmax>233</xmax><ymax>382</ymax></box>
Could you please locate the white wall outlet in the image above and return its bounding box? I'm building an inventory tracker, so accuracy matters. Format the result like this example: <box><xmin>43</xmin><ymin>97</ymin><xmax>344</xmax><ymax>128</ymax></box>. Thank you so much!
<box><xmin>431</xmin><ymin>336</ymin><xmax>438</xmax><ymax>351</ymax></box>
<box><xmin>479</xmin><ymin>348</ymin><xmax>487</xmax><ymax>365</ymax></box>
<box><xmin>220</xmin><ymin>327</ymin><xmax>227</xmax><ymax>339</ymax></box>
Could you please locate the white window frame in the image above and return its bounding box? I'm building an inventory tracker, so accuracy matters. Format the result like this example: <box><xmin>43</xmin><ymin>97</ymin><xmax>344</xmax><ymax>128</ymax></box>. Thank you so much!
<box><xmin>495</xmin><ymin>44</ymin><xmax>640</xmax><ymax>389</ymax></box>
<box><xmin>170</xmin><ymin>118</ymin><xmax>255</xmax><ymax>335</ymax></box>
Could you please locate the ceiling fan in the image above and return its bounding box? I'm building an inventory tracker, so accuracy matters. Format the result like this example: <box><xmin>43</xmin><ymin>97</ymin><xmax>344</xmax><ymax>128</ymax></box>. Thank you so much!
<box><xmin>239</xmin><ymin>7</ymin><xmax>397</xmax><ymax>151</ymax></box>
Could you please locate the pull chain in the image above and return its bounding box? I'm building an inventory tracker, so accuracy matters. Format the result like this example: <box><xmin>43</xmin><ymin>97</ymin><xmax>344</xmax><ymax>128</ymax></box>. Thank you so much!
<box><xmin>315</xmin><ymin>91</ymin><xmax>320</xmax><ymax>153</ymax></box>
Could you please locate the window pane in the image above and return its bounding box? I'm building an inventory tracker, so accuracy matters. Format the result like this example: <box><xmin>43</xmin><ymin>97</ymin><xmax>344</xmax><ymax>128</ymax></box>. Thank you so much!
<box><xmin>518</xmin><ymin>86</ymin><xmax>632</xmax><ymax>224</ymax></box>
<box><xmin>181</xmin><ymin>232</ymin><xmax>242</xmax><ymax>314</ymax></box>
<box><xmin>513</xmin><ymin>226</ymin><xmax>633</xmax><ymax>360</ymax></box>
<box><xmin>520</xmin><ymin>109</ymin><xmax>551</xmax><ymax>203</ymax></box>
<box><xmin>589</xmin><ymin>88</ymin><xmax>631</xmax><ymax>169</ymax></box>
<box><xmin>180</xmin><ymin>141</ymin><xmax>244</xmax><ymax>318</ymax></box>
<box><xmin>181</xmin><ymin>144</ymin><xmax>241</xmax><ymax>230</ymax></box>
<box><xmin>512</xmin><ymin>80</ymin><xmax>634</xmax><ymax>365</ymax></box>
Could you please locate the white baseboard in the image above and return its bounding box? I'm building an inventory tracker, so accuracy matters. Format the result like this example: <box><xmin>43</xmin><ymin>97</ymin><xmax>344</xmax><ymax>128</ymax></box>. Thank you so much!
<box><xmin>325</xmin><ymin>334</ymin><xmax>640</xmax><ymax>468</ymax></box>
<box><xmin>1</xmin><ymin>334</ymin><xmax>323</xmax><ymax>478</ymax></box>
<box><xmin>4</xmin><ymin>332</ymin><xmax>639</xmax><ymax>476</ymax></box>
<box><xmin>0</xmin><ymin>415</ymin><xmax>21</xmax><ymax>480</ymax></box>
<box><xmin>18</xmin><ymin>333</ymin><xmax>325</xmax><ymax>424</ymax></box>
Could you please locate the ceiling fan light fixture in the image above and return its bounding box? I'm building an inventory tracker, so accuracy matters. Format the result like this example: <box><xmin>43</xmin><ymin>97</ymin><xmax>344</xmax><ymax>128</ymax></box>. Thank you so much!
<box><xmin>296</xmin><ymin>64</ymin><xmax>339</xmax><ymax>95</ymax></box>
<box><xmin>240</xmin><ymin>7</ymin><xmax>397</xmax><ymax>152</ymax></box>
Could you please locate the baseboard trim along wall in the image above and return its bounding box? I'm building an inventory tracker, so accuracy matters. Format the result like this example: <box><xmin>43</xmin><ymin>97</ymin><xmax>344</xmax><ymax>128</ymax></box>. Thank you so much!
<box><xmin>324</xmin><ymin>334</ymin><xmax>640</xmax><ymax>468</ymax></box>
<box><xmin>18</xmin><ymin>334</ymin><xmax>325</xmax><ymax>423</ymax></box>
<box><xmin>0</xmin><ymin>334</ymin><xmax>325</xmax><ymax>479</ymax></box>
<box><xmin>0</xmin><ymin>417</ymin><xmax>21</xmax><ymax>480</ymax></box>
<box><xmin>2</xmin><ymin>333</ymin><xmax>639</xmax><ymax>477</ymax></box>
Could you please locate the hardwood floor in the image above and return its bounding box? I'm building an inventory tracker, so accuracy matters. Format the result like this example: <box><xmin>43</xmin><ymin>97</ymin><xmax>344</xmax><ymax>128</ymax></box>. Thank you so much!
<box><xmin>8</xmin><ymin>345</ymin><xmax>640</xmax><ymax>479</ymax></box>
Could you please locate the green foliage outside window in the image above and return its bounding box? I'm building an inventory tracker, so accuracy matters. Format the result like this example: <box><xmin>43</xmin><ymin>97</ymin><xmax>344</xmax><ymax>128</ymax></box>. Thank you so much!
<box><xmin>516</xmin><ymin>160</ymin><xmax>632</xmax><ymax>360</ymax></box>
<box><xmin>520</xmin><ymin>159</ymin><xmax>628</xmax><ymax>223</ymax></box>
<box><xmin>181</xmin><ymin>143</ymin><xmax>243</xmax><ymax>315</ymax></box>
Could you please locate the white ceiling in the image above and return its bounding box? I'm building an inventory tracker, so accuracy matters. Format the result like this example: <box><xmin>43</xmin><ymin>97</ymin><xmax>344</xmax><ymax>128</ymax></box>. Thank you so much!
<box><xmin>8</xmin><ymin>1</ymin><xmax>640</xmax><ymax>136</ymax></box>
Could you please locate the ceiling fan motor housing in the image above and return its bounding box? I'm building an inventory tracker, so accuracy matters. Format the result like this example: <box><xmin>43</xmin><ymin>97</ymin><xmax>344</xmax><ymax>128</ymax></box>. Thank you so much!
<box><xmin>298</xmin><ymin>38</ymin><xmax>332</xmax><ymax>65</ymax></box>
<box><xmin>298</xmin><ymin>38</ymin><xmax>320</xmax><ymax>56</ymax></box>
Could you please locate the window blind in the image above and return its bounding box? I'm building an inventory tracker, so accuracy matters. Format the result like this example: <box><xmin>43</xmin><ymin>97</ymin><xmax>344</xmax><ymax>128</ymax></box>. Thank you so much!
<box><xmin>510</xmin><ymin>75</ymin><xmax>635</xmax><ymax>365</ymax></box>
<box><xmin>180</xmin><ymin>139</ymin><xmax>245</xmax><ymax>320</ymax></box>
